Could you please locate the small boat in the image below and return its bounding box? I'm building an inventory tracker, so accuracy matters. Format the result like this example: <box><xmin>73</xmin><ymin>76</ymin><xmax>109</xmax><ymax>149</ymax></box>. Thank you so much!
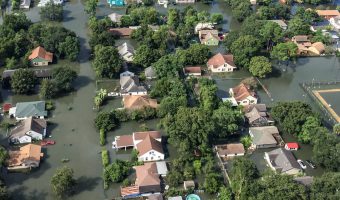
<box><xmin>306</xmin><ymin>160</ymin><xmax>316</xmax><ymax>169</ymax></box>
<box><xmin>41</xmin><ymin>140</ymin><xmax>56</xmax><ymax>146</ymax></box>
<box><xmin>61</xmin><ymin>158</ymin><xmax>70</xmax><ymax>163</ymax></box>
<box><xmin>297</xmin><ymin>159</ymin><xmax>307</xmax><ymax>169</ymax></box>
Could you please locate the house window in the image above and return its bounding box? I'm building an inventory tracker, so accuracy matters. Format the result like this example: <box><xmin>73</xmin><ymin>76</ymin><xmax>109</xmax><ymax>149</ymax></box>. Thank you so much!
<box><xmin>243</xmin><ymin>101</ymin><xmax>247</xmax><ymax>103</ymax></box>
<box><xmin>151</xmin><ymin>157</ymin><xmax>154</xmax><ymax>160</ymax></box>
<box><xmin>145</xmin><ymin>157</ymin><xmax>148</xmax><ymax>161</ymax></box>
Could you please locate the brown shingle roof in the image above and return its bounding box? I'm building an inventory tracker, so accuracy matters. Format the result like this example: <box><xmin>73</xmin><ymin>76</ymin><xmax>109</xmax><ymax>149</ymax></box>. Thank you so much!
<box><xmin>184</xmin><ymin>66</ymin><xmax>202</xmax><ymax>74</ymax></box>
<box><xmin>207</xmin><ymin>53</ymin><xmax>235</xmax><ymax>67</ymax></box>
<box><xmin>134</xmin><ymin>162</ymin><xmax>160</xmax><ymax>187</ymax></box>
<box><xmin>216</xmin><ymin>143</ymin><xmax>245</xmax><ymax>156</ymax></box>
<box><xmin>232</xmin><ymin>83</ymin><xmax>256</xmax><ymax>101</ymax></box>
<box><xmin>292</xmin><ymin>35</ymin><xmax>309</xmax><ymax>42</ymax></box>
<box><xmin>109</xmin><ymin>28</ymin><xmax>133</xmax><ymax>37</ymax></box>
<box><xmin>8</xmin><ymin>144</ymin><xmax>43</xmax><ymax>167</ymax></box>
<box><xmin>28</xmin><ymin>46</ymin><xmax>53</xmax><ymax>62</ymax></box>
<box><xmin>9</xmin><ymin>117</ymin><xmax>46</xmax><ymax>139</ymax></box>
<box><xmin>133</xmin><ymin>131</ymin><xmax>161</xmax><ymax>141</ymax></box>
<box><xmin>115</xmin><ymin>135</ymin><xmax>134</xmax><ymax>148</ymax></box>
<box><xmin>136</xmin><ymin>134</ymin><xmax>163</xmax><ymax>156</ymax></box>
<box><xmin>311</xmin><ymin>42</ymin><xmax>325</xmax><ymax>53</ymax></box>
<box><xmin>123</xmin><ymin>95</ymin><xmax>158</xmax><ymax>110</ymax></box>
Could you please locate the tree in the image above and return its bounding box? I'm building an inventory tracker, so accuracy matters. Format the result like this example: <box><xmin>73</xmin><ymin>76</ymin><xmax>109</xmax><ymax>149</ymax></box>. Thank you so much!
<box><xmin>150</xmin><ymin>77</ymin><xmax>187</xmax><ymax>98</ymax></box>
<box><xmin>271</xmin><ymin>101</ymin><xmax>314</xmax><ymax>135</ymax></box>
<box><xmin>230</xmin><ymin>35</ymin><xmax>261</xmax><ymax>68</ymax></box>
<box><xmin>104</xmin><ymin>160</ymin><xmax>131</xmax><ymax>183</ymax></box>
<box><xmin>166</xmin><ymin>170</ymin><xmax>183</xmax><ymax>187</ymax></box>
<box><xmin>94</xmin><ymin>111</ymin><xmax>118</xmax><ymax>131</ymax></box>
<box><xmin>0</xmin><ymin>180</ymin><xmax>8</xmax><ymax>200</ymax></box>
<box><xmin>213</xmin><ymin>103</ymin><xmax>243</xmax><ymax>137</ymax></box>
<box><xmin>271</xmin><ymin>42</ymin><xmax>298</xmax><ymax>65</ymax></box>
<box><xmin>84</xmin><ymin>0</ymin><xmax>98</xmax><ymax>17</ymax></box>
<box><xmin>260</xmin><ymin>21</ymin><xmax>283</xmax><ymax>50</ymax></box>
<box><xmin>133</xmin><ymin>45</ymin><xmax>160</xmax><ymax>68</ymax></box>
<box><xmin>228</xmin><ymin>0</ymin><xmax>252</xmax><ymax>22</ymax></box>
<box><xmin>3</xmin><ymin>12</ymin><xmax>32</xmax><ymax>32</ymax></box>
<box><xmin>311</xmin><ymin>172</ymin><xmax>340</xmax><ymax>200</ymax></box>
<box><xmin>333</xmin><ymin>124</ymin><xmax>340</xmax><ymax>135</ymax></box>
<box><xmin>167</xmin><ymin>9</ymin><xmax>180</xmax><ymax>29</ymax></box>
<box><xmin>40</xmin><ymin>0</ymin><xmax>63</xmax><ymax>21</ymax></box>
<box><xmin>254</xmin><ymin>173</ymin><xmax>307</xmax><ymax>200</ymax></box>
<box><xmin>311</xmin><ymin>30</ymin><xmax>332</xmax><ymax>45</ymax></box>
<box><xmin>51</xmin><ymin>166</ymin><xmax>76</xmax><ymax>198</ymax></box>
<box><xmin>52</xmin><ymin>66</ymin><xmax>77</xmax><ymax>92</ymax></box>
<box><xmin>0</xmin><ymin>146</ymin><xmax>8</xmax><ymax>167</ymax></box>
<box><xmin>58</xmin><ymin>36</ymin><xmax>80</xmax><ymax>61</ymax></box>
<box><xmin>224</xmin><ymin>31</ymin><xmax>240</xmax><ymax>50</ymax></box>
<box><xmin>176</xmin><ymin>44</ymin><xmax>211</xmax><ymax>65</ymax></box>
<box><xmin>11</xmin><ymin>69</ymin><xmax>36</xmax><ymax>94</ymax></box>
<box><xmin>152</xmin><ymin>54</ymin><xmax>181</xmax><ymax>78</ymax></box>
<box><xmin>198</xmin><ymin>78</ymin><xmax>219</xmax><ymax>111</ymax></box>
<box><xmin>39</xmin><ymin>79</ymin><xmax>58</xmax><ymax>99</ymax></box>
<box><xmin>204</xmin><ymin>173</ymin><xmax>222</xmax><ymax>194</ymax></box>
<box><xmin>89</xmin><ymin>31</ymin><xmax>115</xmax><ymax>50</ymax></box>
<box><xmin>230</xmin><ymin>157</ymin><xmax>258</xmax><ymax>200</ymax></box>
<box><xmin>211</xmin><ymin>13</ymin><xmax>223</xmax><ymax>24</ymax></box>
<box><xmin>249</xmin><ymin>56</ymin><xmax>272</xmax><ymax>78</ymax></box>
<box><xmin>298</xmin><ymin>116</ymin><xmax>321</xmax><ymax>143</ymax></box>
<box><xmin>219</xmin><ymin>186</ymin><xmax>233</xmax><ymax>200</ymax></box>
<box><xmin>93</xmin><ymin>45</ymin><xmax>123</xmax><ymax>78</ymax></box>
<box><xmin>287</xmin><ymin>17</ymin><xmax>311</xmax><ymax>36</ymax></box>
<box><xmin>120</xmin><ymin>15</ymin><xmax>133</xmax><ymax>27</ymax></box>
<box><xmin>158</xmin><ymin>96</ymin><xmax>187</xmax><ymax>117</ymax></box>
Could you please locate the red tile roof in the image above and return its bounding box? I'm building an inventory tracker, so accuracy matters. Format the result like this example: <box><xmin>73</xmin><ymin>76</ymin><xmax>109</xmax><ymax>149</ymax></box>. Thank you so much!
<box><xmin>286</xmin><ymin>142</ymin><xmax>299</xmax><ymax>149</ymax></box>
<box><xmin>115</xmin><ymin>135</ymin><xmax>134</xmax><ymax>148</ymax></box>
<box><xmin>136</xmin><ymin>134</ymin><xmax>163</xmax><ymax>156</ymax></box>
<box><xmin>133</xmin><ymin>131</ymin><xmax>161</xmax><ymax>141</ymax></box>
<box><xmin>232</xmin><ymin>83</ymin><xmax>256</xmax><ymax>101</ymax></box>
<box><xmin>28</xmin><ymin>46</ymin><xmax>53</xmax><ymax>62</ymax></box>
<box><xmin>134</xmin><ymin>162</ymin><xmax>160</xmax><ymax>187</ymax></box>
<box><xmin>207</xmin><ymin>53</ymin><xmax>235</xmax><ymax>68</ymax></box>
<box><xmin>3</xmin><ymin>103</ymin><xmax>12</xmax><ymax>112</ymax></box>
<box><xmin>109</xmin><ymin>28</ymin><xmax>133</xmax><ymax>37</ymax></box>
<box><xmin>184</xmin><ymin>66</ymin><xmax>202</xmax><ymax>74</ymax></box>
<box><xmin>316</xmin><ymin>10</ymin><xmax>340</xmax><ymax>16</ymax></box>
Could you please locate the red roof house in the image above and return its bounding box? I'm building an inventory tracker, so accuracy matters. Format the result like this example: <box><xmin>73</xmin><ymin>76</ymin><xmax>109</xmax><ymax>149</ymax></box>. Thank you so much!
<box><xmin>183</xmin><ymin>66</ymin><xmax>202</xmax><ymax>77</ymax></box>
<box><xmin>285</xmin><ymin>142</ymin><xmax>299</xmax><ymax>151</ymax></box>
<box><xmin>3</xmin><ymin>103</ymin><xmax>12</xmax><ymax>113</ymax></box>
<box><xmin>28</xmin><ymin>46</ymin><xmax>53</xmax><ymax>66</ymax></box>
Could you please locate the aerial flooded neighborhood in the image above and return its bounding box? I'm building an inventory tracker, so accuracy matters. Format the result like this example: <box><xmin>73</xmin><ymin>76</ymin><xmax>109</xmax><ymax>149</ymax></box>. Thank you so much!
<box><xmin>0</xmin><ymin>0</ymin><xmax>339</xmax><ymax>199</ymax></box>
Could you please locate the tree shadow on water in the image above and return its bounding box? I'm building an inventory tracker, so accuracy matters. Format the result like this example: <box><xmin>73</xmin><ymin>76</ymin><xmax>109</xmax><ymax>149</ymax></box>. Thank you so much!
<box><xmin>72</xmin><ymin>176</ymin><xmax>101</xmax><ymax>196</ymax></box>
<box><xmin>73</xmin><ymin>75</ymin><xmax>93</xmax><ymax>90</ymax></box>
<box><xmin>9</xmin><ymin>186</ymin><xmax>49</xmax><ymax>200</ymax></box>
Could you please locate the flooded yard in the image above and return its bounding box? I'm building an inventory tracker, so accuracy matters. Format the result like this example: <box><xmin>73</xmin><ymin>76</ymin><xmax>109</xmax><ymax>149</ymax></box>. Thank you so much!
<box><xmin>0</xmin><ymin>0</ymin><xmax>338</xmax><ymax>199</ymax></box>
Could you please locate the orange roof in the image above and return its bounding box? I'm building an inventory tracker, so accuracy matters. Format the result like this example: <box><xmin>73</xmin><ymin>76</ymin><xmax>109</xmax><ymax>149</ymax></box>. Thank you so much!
<box><xmin>123</xmin><ymin>95</ymin><xmax>158</xmax><ymax>110</ymax></box>
<box><xmin>136</xmin><ymin>134</ymin><xmax>163</xmax><ymax>156</ymax></box>
<box><xmin>207</xmin><ymin>53</ymin><xmax>236</xmax><ymax>68</ymax></box>
<box><xmin>115</xmin><ymin>135</ymin><xmax>134</xmax><ymax>148</ymax></box>
<box><xmin>109</xmin><ymin>28</ymin><xmax>133</xmax><ymax>37</ymax></box>
<box><xmin>134</xmin><ymin>162</ymin><xmax>160</xmax><ymax>187</ymax></box>
<box><xmin>28</xmin><ymin>46</ymin><xmax>53</xmax><ymax>62</ymax></box>
<box><xmin>316</xmin><ymin>10</ymin><xmax>340</xmax><ymax>16</ymax></box>
<box><xmin>120</xmin><ymin>185</ymin><xmax>140</xmax><ymax>197</ymax></box>
<box><xmin>232</xmin><ymin>83</ymin><xmax>256</xmax><ymax>102</ymax></box>
<box><xmin>133</xmin><ymin>131</ymin><xmax>161</xmax><ymax>141</ymax></box>
<box><xmin>8</xmin><ymin>144</ymin><xmax>43</xmax><ymax>167</ymax></box>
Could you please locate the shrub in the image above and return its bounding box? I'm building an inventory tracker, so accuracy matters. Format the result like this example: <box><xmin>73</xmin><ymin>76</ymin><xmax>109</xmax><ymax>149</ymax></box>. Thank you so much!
<box><xmin>100</xmin><ymin>129</ymin><xmax>106</xmax><ymax>146</ymax></box>
<box><xmin>101</xmin><ymin>149</ymin><xmax>109</xmax><ymax>167</ymax></box>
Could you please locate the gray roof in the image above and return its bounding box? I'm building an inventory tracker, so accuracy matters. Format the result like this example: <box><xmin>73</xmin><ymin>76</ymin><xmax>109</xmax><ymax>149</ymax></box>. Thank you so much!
<box><xmin>294</xmin><ymin>176</ymin><xmax>314</xmax><ymax>186</ymax></box>
<box><xmin>9</xmin><ymin>117</ymin><xmax>46</xmax><ymax>139</ymax></box>
<box><xmin>168</xmin><ymin>197</ymin><xmax>183</xmax><ymax>200</ymax></box>
<box><xmin>15</xmin><ymin>101</ymin><xmax>47</xmax><ymax>118</ymax></box>
<box><xmin>244</xmin><ymin>104</ymin><xmax>271</xmax><ymax>124</ymax></box>
<box><xmin>249</xmin><ymin>126</ymin><xmax>278</xmax><ymax>146</ymax></box>
<box><xmin>2</xmin><ymin>69</ymin><xmax>52</xmax><ymax>79</ymax></box>
<box><xmin>145</xmin><ymin>66</ymin><xmax>156</xmax><ymax>78</ymax></box>
<box><xmin>156</xmin><ymin>161</ymin><xmax>168</xmax><ymax>176</ymax></box>
<box><xmin>120</xmin><ymin>76</ymin><xmax>147</xmax><ymax>93</ymax></box>
<box><xmin>148</xmin><ymin>194</ymin><xmax>163</xmax><ymax>200</ymax></box>
<box><xmin>266</xmin><ymin>148</ymin><xmax>301</xmax><ymax>173</ymax></box>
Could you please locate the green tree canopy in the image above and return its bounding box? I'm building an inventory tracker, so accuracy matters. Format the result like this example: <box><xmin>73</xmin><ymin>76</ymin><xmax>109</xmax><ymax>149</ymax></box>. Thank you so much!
<box><xmin>260</xmin><ymin>21</ymin><xmax>283</xmax><ymax>50</ymax></box>
<box><xmin>176</xmin><ymin>44</ymin><xmax>211</xmax><ymax>65</ymax></box>
<box><xmin>133</xmin><ymin>44</ymin><xmax>160</xmax><ymax>68</ymax></box>
<box><xmin>152</xmin><ymin>54</ymin><xmax>181</xmax><ymax>78</ymax></box>
<box><xmin>287</xmin><ymin>17</ymin><xmax>311</xmax><ymax>36</ymax></box>
<box><xmin>52</xmin><ymin>65</ymin><xmax>77</xmax><ymax>92</ymax></box>
<box><xmin>104</xmin><ymin>160</ymin><xmax>131</xmax><ymax>183</ymax></box>
<box><xmin>94</xmin><ymin>111</ymin><xmax>118</xmax><ymax>132</ymax></box>
<box><xmin>58</xmin><ymin>36</ymin><xmax>80</xmax><ymax>61</ymax></box>
<box><xmin>40</xmin><ymin>0</ymin><xmax>63</xmax><ymax>21</ymax></box>
<box><xmin>93</xmin><ymin>45</ymin><xmax>123</xmax><ymax>78</ymax></box>
<box><xmin>11</xmin><ymin>69</ymin><xmax>36</xmax><ymax>94</ymax></box>
<box><xmin>271</xmin><ymin>42</ymin><xmax>298</xmax><ymax>63</ymax></box>
<box><xmin>311</xmin><ymin>172</ymin><xmax>340</xmax><ymax>200</ymax></box>
<box><xmin>50</xmin><ymin>166</ymin><xmax>76</xmax><ymax>198</ymax></box>
<box><xmin>249</xmin><ymin>56</ymin><xmax>272</xmax><ymax>78</ymax></box>
<box><xmin>39</xmin><ymin>79</ymin><xmax>58</xmax><ymax>99</ymax></box>
<box><xmin>84</xmin><ymin>0</ymin><xmax>98</xmax><ymax>17</ymax></box>
<box><xmin>230</xmin><ymin>35</ymin><xmax>261</xmax><ymax>68</ymax></box>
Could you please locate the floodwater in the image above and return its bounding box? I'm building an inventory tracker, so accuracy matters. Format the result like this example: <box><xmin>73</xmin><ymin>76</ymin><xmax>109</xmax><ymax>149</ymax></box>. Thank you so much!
<box><xmin>320</xmin><ymin>92</ymin><xmax>340</xmax><ymax>116</ymax></box>
<box><xmin>0</xmin><ymin>1</ymin><xmax>339</xmax><ymax>200</ymax></box>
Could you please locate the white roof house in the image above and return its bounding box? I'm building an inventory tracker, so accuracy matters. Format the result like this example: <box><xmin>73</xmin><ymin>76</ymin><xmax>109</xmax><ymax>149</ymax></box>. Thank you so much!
<box><xmin>108</xmin><ymin>13</ymin><xmax>123</xmax><ymax>24</ymax></box>
<box><xmin>195</xmin><ymin>22</ymin><xmax>214</xmax><ymax>34</ymax></box>
<box><xmin>117</xmin><ymin>42</ymin><xmax>135</xmax><ymax>62</ymax></box>
<box><xmin>155</xmin><ymin>161</ymin><xmax>168</xmax><ymax>177</ymax></box>
<box><xmin>330</xmin><ymin>16</ymin><xmax>340</xmax><ymax>32</ymax></box>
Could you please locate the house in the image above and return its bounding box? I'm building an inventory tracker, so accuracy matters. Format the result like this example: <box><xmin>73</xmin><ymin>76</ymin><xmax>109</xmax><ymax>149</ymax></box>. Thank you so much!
<box><xmin>145</xmin><ymin>67</ymin><xmax>157</xmax><ymax>79</ymax></box>
<box><xmin>121</xmin><ymin>162</ymin><xmax>162</xmax><ymax>197</ymax></box>
<box><xmin>243</xmin><ymin>104</ymin><xmax>274</xmax><ymax>126</ymax></box>
<box><xmin>3</xmin><ymin>103</ymin><xmax>12</xmax><ymax>113</ymax></box>
<box><xmin>316</xmin><ymin>10</ymin><xmax>340</xmax><ymax>20</ymax></box>
<box><xmin>117</xmin><ymin>42</ymin><xmax>134</xmax><ymax>62</ymax></box>
<box><xmin>107</xmin><ymin>0</ymin><xmax>124</xmax><ymax>6</ymax></box>
<box><xmin>308</xmin><ymin>42</ymin><xmax>325</xmax><ymax>55</ymax></box>
<box><xmin>109</xmin><ymin>28</ymin><xmax>133</xmax><ymax>38</ymax></box>
<box><xmin>207</xmin><ymin>53</ymin><xmax>237</xmax><ymax>73</ymax></box>
<box><xmin>123</xmin><ymin>95</ymin><xmax>158</xmax><ymax>110</ymax></box>
<box><xmin>264</xmin><ymin>148</ymin><xmax>302</xmax><ymax>175</ymax></box>
<box><xmin>120</xmin><ymin>72</ymin><xmax>147</xmax><ymax>95</ymax></box>
<box><xmin>250</xmin><ymin>0</ymin><xmax>256</xmax><ymax>5</ymax></box>
<box><xmin>285</xmin><ymin>142</ymin><xmax>299</xmax><ymax>151</ymax></box>
<box><xmin>155</xmin><ymin>161</ymin><xmax>168</xmax><ymax>177</ymax></box>
<box><xmin>148</xmin><ymin>194</ymin><xmax>163</xmax><ymax>200</ymax></box>
<box><xmin>28</xmin><ymin>46</ymin><xmax>53</xmax><ymax>66</ymax></box>
<box><xmin>200</xmin><ymin>32</ymin><xmax>220</xmax><ymax>46</ymax></box>
<box><xmin>268</xmin><ymin>20</ymin><xmax>287</xmax><ymax>30</ymax></box>
<box><xmin>175</xmin><ymin>0</ymin><xmax>195</xmax><ymax>3</ymax></box>
<box><xmin>249</xmin><ymin>126</ymin><xmax>279</xmax><ymax>149</ymax></box>
<box><xmin>157</xmin><ymin>0</ymin><xmax>168</xmax><ymax>5</ymax></box>
<box><xmin>292</xmin><ymin>35</ymin><xmax>311</xmax><ymax>55</ymax></box>
<box><xmin>112</xmin><ymin>131</ymin><xmax>164</xmax><ymax>162</ymax></box>
<box><xmin>183</xmin><ymin>180</ymin><xmax>195</xmax><ymax>190</ymax></box>
<box><xmin>108</xmin><ymin>12</ymin><xmax>123</xmax><ymax>24</ymax></box>
<box><xmin>329</xmin><ymin>16</ymin><xmax>340</xmax><ymax>31</ymax></box>
<box><xmin>183</xmin><ymin>66</ymin><xmax>202</xmax><ymax>77</ymax></box>
<box><xmin>2</xmin><ymin>69</ymin><xmax>52</xmax><ymax>80</ymax></box>
<box><xmin>195</xmin><ymin>22</ymin><xmax>214</xmax><ymax>34</ymax></box>
<box><xmin>7</xmin><ymin>144</ymin><xmax>44</xmax><ymax>171</ymax></box>
<box><xmin>20</xmin><ymin>0</ymin><xmax>31</xmax><ymax>9</ymax></box>
<box><xmin>229</xmin><ymin>83</ymin><xmax>257</xmax><ymax>106</ymax></box>
<box><xmin>215</xmin><ymin>143</ymin><xmax>245</xmax><ymax>158</ymax></box>
<box><xmin>9</xmin><ymin>101</ymin><xmax>47</xmax><ymax>120</ymax></box>
<box><xmin>9</xmin><ymin>117</ymin><xmax>47</xmax><ymax>144</ymax></box>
